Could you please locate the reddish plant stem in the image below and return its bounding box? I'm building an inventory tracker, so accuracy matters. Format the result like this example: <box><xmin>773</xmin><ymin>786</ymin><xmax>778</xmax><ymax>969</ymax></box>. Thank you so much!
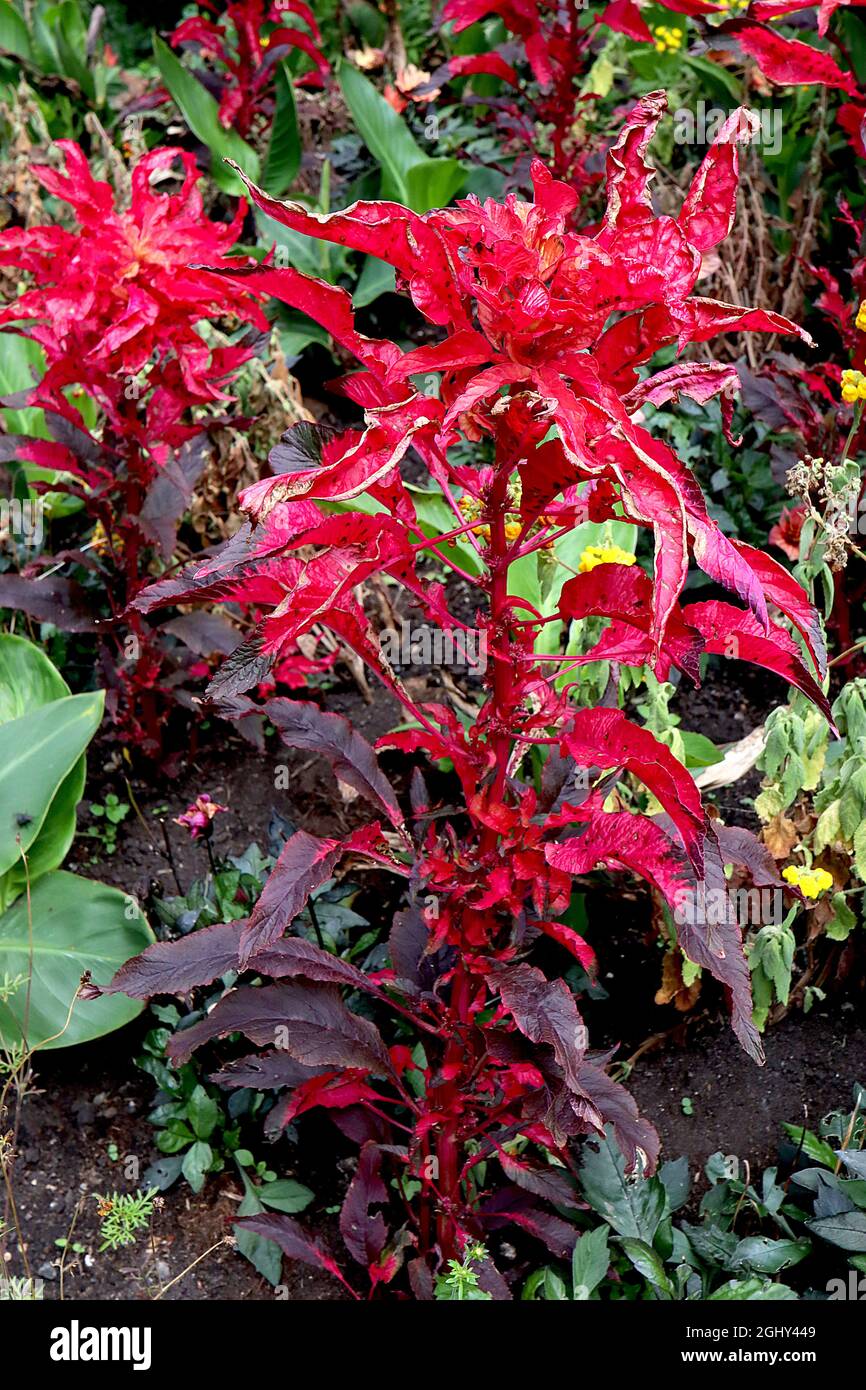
<box><xmin>433</xmin><ymin>459</ymin><xmax>516</xmax><ymax>1261</ymax></box>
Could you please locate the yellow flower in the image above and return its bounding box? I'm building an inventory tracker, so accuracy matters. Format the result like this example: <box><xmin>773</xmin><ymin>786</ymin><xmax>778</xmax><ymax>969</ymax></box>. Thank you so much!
<box><xmin>841</xmin><ymin>368</ymin><xmax>866</xmax><ymax>403</ymax></box>
<box><xmin>578</xmin><ymin>544</ymin><xmax>636</xmax><ymax>573</ymax></box>
<box><xmin>782</xmin><ymin>865</ymin><xmax>834</xmax><ymax>899</ymax></box>
<box><xmin>653</xmin><ymin>24</ymin><xmax>682</xmax><ymax>52</ymax></box>
<box><xmin>856</xmin><ymin>300</ymin><xmax>866</xmax><ymax>333</ymax></box>
<box><xmin>457</xmin><ymin>494</ymin><xmax>483</xmax><ymax>522</ymax></box>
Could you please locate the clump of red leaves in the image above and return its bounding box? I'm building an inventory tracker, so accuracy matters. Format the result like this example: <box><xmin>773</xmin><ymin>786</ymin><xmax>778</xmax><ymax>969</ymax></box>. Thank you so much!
<box><xmin>0</xmin><ymin>142</ymin><xmax>266</xmax><ymax>753</ymax></box>
<box><xmin>171</xmin><ymin>0</ymin><xmax>329</xmax><ymax>138</ymax></box>
<box><xmin>105</xmin><ymin>94</ymin><xmax>829</xmax><ymax>1296</ymax></box>
<box><xmin>434</xmin><ymin>0</ymin><xmax>721</xmax><ymax>196</ymax></box>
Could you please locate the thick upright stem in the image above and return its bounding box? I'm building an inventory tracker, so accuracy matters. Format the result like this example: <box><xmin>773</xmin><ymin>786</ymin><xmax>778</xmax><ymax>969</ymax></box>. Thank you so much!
<box><xmin>433</xmin><ymin>463</ymin><xmax>516</xmax><ymax>1261</ymax></box>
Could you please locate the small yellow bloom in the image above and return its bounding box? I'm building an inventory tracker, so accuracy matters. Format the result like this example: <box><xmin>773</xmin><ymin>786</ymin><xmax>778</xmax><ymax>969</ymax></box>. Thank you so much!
<box><xmin>856</xmin><ymin>300</ymin><xmax>866</xmax><ymax>333</ymax></box>
<box><xmin>457</xmin><ymin>494</ymin><xmax>483</xmax><ymax>522</ymax></box>
<box><xmin>782</xmin><ymin>865</ymin><xmax>834</xmax><ymax>899</ymax></box>
<box><xmin>89</xmin><ymin>520</ymin><xmax>124</xmax><ymax>556</ymax></box>
<box><xmin>578</xmin><ymin>544</ymin><xmax>636</xmax><ymax>574</ymax></box>
<box><xmin>653</xmin><ymin>24</ymin><xmax>682</xmax><ymax>52</ymax></box>
<box><xmin>841</xmin><ymin>368</ymin><xmax>866</xmax><ymax>404</ymax></box>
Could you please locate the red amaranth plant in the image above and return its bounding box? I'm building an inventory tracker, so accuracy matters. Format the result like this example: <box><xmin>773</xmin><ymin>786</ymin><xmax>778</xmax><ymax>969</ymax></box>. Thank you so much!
<box><xmin>170</xmin><ymin>0</ymin><xmax>329</xmax><ymax>139</ymax></box>
<box><xmin>0</xmin><ymin>142</ymin><xmax>266</xmax><ymax>752</ymax></box>
<box><xmin>434</xmin><ymin>0</ymin><xmax>721</xmax><ymax>194</ymax></box>
<box><xmin>100</xmin><ymin>94</ymin><xmax>829</xmax><ymax>1296</ymax></box>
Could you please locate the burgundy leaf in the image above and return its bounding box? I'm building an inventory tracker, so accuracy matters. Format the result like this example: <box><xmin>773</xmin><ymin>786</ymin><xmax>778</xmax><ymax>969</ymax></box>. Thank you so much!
<box><xmin>339</xmin><ymin>1141</ymin><xmax>389</xmax><ymax>1267</ymax></box>
<box><xmin>497</xmin><ymin>963</ymin><xmax>587</xmax><ymax>1092</ymax></box>
<box><xmin>236</xmin><ymin>1212</ymin><xmax>356</xmax><ymax>1296</ymax></box>
<box><xmin>239</xmin><ymin>825</ymin><xmax>390</xmax><ymax>965</ymax></box>
<box><xmin>263</xmin><ymin>698</ymin><xmax>405</xmax><ymax>829</ymax></box>
<box><xmin>571</xmin><ymin>1059</ymin><xmax>661</xmax><ymax>1174</ymax></box>
<box><xmin>104</xmin><ymin>921</ymin><xmax>243</xmax><ymax>998</ymax></box>
<box><xmin>480</xmin><ymin>1187</ymin><xmax>579</xmax><ymax>1259</ymax></box>
<box><xmin>167</xmin><ymin>980</ymin><xmax>392</xmax><ymax>1073</ymax></box>
<box><xmin>252</xmin><ymin>935</ymin><xmax>379</xmax><ymax>993</ymax></box>
<box><xmin>138</xmin><ymin>434</ymin><xmax>211</xmax><ymax>558</ymax></box>
<box><xmin>0</xmin><ymin>573</ymin><xmax>97</xmax><ymax>632</ymax></box>
<box><xmin>209</xmin><ymin>1050</ymin><xmax>324</xmax><ymax>1090</ymax></box>
<box><xmin>497</xmin><ymin>1151</ymin><xmax>579</xmax><ymax>1207</ymax></box>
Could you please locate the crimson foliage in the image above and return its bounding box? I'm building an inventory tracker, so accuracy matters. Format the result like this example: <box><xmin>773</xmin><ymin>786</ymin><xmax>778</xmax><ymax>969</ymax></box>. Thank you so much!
<box><xmin>170</xmin><ymin>0</ymin><xmax>329</xmax><ymax>139</ymax></box>
<box><xmin>105</xmin><ymin>94</ymin><xmax>828</xmax><ymax>1295</ymax></box>
<box><xmin>0</xmin><ymin>143</ymin><xmax>265</xmax><ymax>752</ymax></box>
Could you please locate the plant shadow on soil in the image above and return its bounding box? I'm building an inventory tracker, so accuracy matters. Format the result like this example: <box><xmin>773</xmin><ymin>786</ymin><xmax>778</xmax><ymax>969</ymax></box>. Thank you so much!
<box><xmin>8</xmin><ymin>660</ymin><xmax>865</xmax><ymax>1299</ymax></box>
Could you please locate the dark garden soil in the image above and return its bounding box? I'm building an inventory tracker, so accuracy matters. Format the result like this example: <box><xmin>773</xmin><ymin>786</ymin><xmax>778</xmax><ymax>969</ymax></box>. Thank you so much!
<box><xmin>7</xmin><ymin>659</ymin><xmax>865</xmax><ymax>1299</ymax></box>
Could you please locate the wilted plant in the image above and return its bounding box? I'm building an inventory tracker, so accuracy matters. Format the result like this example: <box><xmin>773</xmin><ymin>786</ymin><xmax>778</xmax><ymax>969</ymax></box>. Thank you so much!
<box><xmin>101</xmin><ymin>94</ymin><xmax>830</xmax><ymax>1297</ymax></box>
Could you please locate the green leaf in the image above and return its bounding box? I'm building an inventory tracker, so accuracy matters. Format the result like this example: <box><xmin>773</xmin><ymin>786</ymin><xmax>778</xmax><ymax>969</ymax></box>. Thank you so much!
<box><xmin>680</xmin><ymin>731</ymin><xmax>723</xmax><ymax>769</ymax></box>
<box><xmin>659</xmin><ymin>1156</ymin><xmax>691</xmax><ymax>1213</ymax></box>
<box><xmin>262</xmin><ymin>62</ymin><xmax>301</xmax><ymax>196</ymax></box>
<box><xmin>258</xmin><ymin>1178</ymin><xmax>315</xmax><ymax>1214</ymax></box>
<box><xmin>152</xmin><ymin>35</ymin><xmax>260</xmax><ymax>194</ymax></box>
<box><xmin>187</xmin><ymin>1085</ymin><xmax>219</xmax><ymax>1141</ymax></box>
<box><xmin>570</xmin><ymin>1224</ymin><xmax>610</xmax><ymax>1299</ymax></box>
<box><xmin>580</xmin><ymin>1129</ymin><xmax>667</xmax><ymax>1243</ymax></box>
<box><xmin>234</xmin><ymin>1164</ymin><xmax>283</xmax><ymax>1284</ymax></box>
<box><xmin>0</xmin><ymin>332</ymin><xmax>47</xmax><ymax>437</ymax></box>
<box><xmin>156</xmin><ymin>1127</ymin><xmax>194</xmax><ymax>1155</ymax></box>
<box><xmin>338</xmin><ymin>60</ymin><xmax>465</xmax><ymax>212</ymax></box>
<box><xmin>731</xmin><ymin>1236</ymin><xmax>811</xmax><ymax>1274</ymax></box>
<box><xmin>0</xmin><ymin>2</ymin><xmax>32</xmax><ymax>61</ymax></box>
<box><xmin>681</xmin><ymin>53</ymin><xmax>743</xmax><ymax>103</ymax></box>
<box><xmin>709</xmin><ymin>1277</ymin><xmax>798</xmax><ymax>1301</ymax></box>
<box><xmin>807</xmin><ymin>1210</ymin><xmax>866</xmax><ymax>1252</ymax></box>
<box><xmin>181</xmin><ymin>1140</ymin><xmax>213</xmax><ymax>1194</ymax></box>
<box><xmin>353</xmin><ymin>255</ymin><xmax>396</xmax><ymax>308</ymax></box>
<box><xmin>0</xmin><ymin>689</ymin><xmax>103</xmax><ymax>879</ymax></box>
<box><xmin>52</xmin><ymin>0</ymin><xmax>94</xmax><ymax>101</ymax></box>
<box><xmin>617</xmin><ymin>1236</ymin><xmax>674</xmax><ymax>1296</ymax></box>
<box><xmin>338</xmin><ymin>61</ymin><xmax>422</xmax><ymax>204</ymax></box>
<box><xmin>404</xmin><ymin>157</ymin><xmax>467</xmax><ymax>214</ymax></box>
<box><xmin>0</xmin><ymin>869</ymin><xmax>153</xmax><ymax>1050</ymax></box>
<box><xmin>827</xmin><ymin>892</ymin><xmax>857</xmax><ymax>942</ymax></box>
<box><xmin>234</xmin><ymin>1224</ymin><xmax>284</xmax><ymax>1285</ymax></box>
<box><xmin>0</xmin><ymin>636</ymin><xmax>89</xmax><ymax>910</ymax></box>
<box><xmin>782</xmin><ymin>1123</ymin><xmax>838</xmax><ymax>1169</ymax></box>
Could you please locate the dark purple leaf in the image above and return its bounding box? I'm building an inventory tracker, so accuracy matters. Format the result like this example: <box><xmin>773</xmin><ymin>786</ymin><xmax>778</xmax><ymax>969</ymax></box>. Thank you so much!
<box><xmin>572</xmin><ymin>1059</ymin><xmax>661</xmax><ymax>1175</ymax></box>
<box><xmin>0</xmin><ymin>574</ymin><xmax>98</xmax><ymax>632</ymax></box>
<box><xmin>340</xmin><ymin>1141</ymin><xmax>389</xmax><ymax>1267</ymax></box>
<box><xmin>388</xmin><ymin>906</ymin><xmax>428</xmax><ymax>987</ymax></box>
<box><xmin>239</xmin><ymin>828</ymin><xmax>367</xmax><ymax>965</ymax></box>
<box><xmin>269</xmin><ymin>420</ymin><xmax>335</xmax><ymax>474</ymax></box>
<box><xmin>480</xmin><ymin>1187</ymin><xmax>577</xmax><ymax>1259</ymax></box>
<box><xmin>209</xmin><ymin>1050</ymin><xmax>325</xmax><ymax>1090</ymax></box>
<box><xmin>167</xmin><ymin>981</ymin><xmax>391</xmax><ymax>1074</ymax></box>
<box><xmin>236</xmin><ymin>1213</ymin><xmax>356</xmax><ymax>1294</ymax></box>
<box><xmin>164</xmin><ymin>611</ymin><xmax>241</xmax><ymax>657</ymax></box>
<box><xmin>252</xmin><ymin>934</ymin><xmax>378</xmax><ymax>993</ymax></box>
<box><xmin>206</xmin><ymin>628</ymin><xmax>273</xmax><ymax>702</ymax></box>
<box><xmin>138</xmin><ymin>436</ymin><xmax>211</xmax><ymax>558</ymax></box>
<box><xmin>105</xmin><ymin>921</ymin><xmax>243</xmax><ymax>998</ymax></box>
<box><xmin>497</xmin><ymin>963</ymin><xmax>586</xmax><ymax>1092</ymax></box>
<box><xmin>497</xmin><ymin>1151</ymin><xmax>579</xmax><ymax>1208</ymax></box>
<box><xmin>263</xmin><ymin>698</ymin><xmax>405</xmax><ymax>830</ymax></box>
